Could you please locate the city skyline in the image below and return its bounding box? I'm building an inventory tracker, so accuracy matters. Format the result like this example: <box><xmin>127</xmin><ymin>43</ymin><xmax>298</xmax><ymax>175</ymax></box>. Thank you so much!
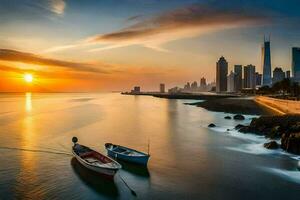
<box><xmin>1</xmin><ymin>0</ymin><xmax>300</xmax><ymax>92</ymax></box>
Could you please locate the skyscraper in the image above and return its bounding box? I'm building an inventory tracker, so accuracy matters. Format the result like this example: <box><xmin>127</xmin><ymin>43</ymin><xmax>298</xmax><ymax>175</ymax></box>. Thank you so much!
<box><xmin>227</xmin><ymin>71</ymin><xmax>235</xmax><ymax>93</ymax></box>
<box><xmin>262</xmin><ymin>38</ymin><xmax>272</xmax><ymax>86</ymax></box>
<box><xmin>200</xmin><ymin>77</ymin><xmax>206</xmax><ymax>87</ymax></box>
<box><xmin>160</xmin><ymin>83</ymin><xmax>165</xmax><ymax>93</ymax></box>
<box><xmin>272</xmin><ymin>67</ymin><xmax>285</xmax><ymax>84</ymax></box>
<box><xmin>244</xmin><ymin>64</ymin><xmax>256</xmax><ymax>89</ymax></box>
<box><xmin>216</xmin><ymin>56</ymin><xmax>228</xmax><ymax>92</ymax></box>
<box><xmin>191</xmin><ymin>81</ymin><xmax>198</xmax><ymax>90</ymax></box>
<box><xmin>234</xmin><ymin>65</ymin><xmax>242</xmax><ymax>91</ymax></box>
<box><xmin>255</xmin><ymin>72</ymin><xmax>262</xmax><ymax>86</ymax></box>
<box><xmin>292</xmin><ymin>47</ymin><xmax>300</xmax><ymax>81</ymax></box>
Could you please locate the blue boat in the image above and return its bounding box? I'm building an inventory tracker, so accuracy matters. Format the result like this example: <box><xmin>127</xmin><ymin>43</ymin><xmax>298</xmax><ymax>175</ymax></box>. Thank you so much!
<box><xmin>105</xmin><ymin>143</ymin><xmax>150</xmax><ymax>166</ymax></box>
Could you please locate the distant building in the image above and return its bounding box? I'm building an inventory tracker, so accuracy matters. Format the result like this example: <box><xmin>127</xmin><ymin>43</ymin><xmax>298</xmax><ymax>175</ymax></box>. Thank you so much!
<box><xmin>160</xmin><ymin>83</ymin><xmax>165</xmax><ymax>93</ymax></box>
<box><xmin>292</xmin><ymin>47</ymin><xmax>300</xmax><ymax>81</ymax></box>
<box><xmin>131</xmin><ymin>86</ymin><xmax>140</xmax><ymax>93</ymax></box>
<box><xmin>200</xmin><ymin>77</ymin><xmax>206</xmax><ymax>87</ymax></box>
<box><xmin>184</xmin><ymin>82</ymin><xmax>191</xmax><ymax>90</ymax></box>
<box><xmin>227</xmin><ymin>71</ymin><xmax>235</xmax><ymax>92</ymax></box>
<box><xmin>191</xmin><ymin>81</ymin><xmax>198</xmax><ymax>90</ymax></box>
<box><xmin>244</xmin><ymin>64</ymin><xmax>256</xmax><ymax>89</ymax></box>
<box><xmin>216</xmin><ymin>56</ymin><xmax>228</xmax><ymax>92</ymax></box>
<box><xmin>234</xmin><ymin>65</ymin><xmax>243</xmax><ymax>92</ymax></box>
<box><xmin>262</xmin><ymin>38</ymin><xmax>272</xmax><ymax>86</ymax></box>
<box><xmin>255</xmin><ymin>72</ymin><xmax>262</xmax><ymax>86</ymax></box>
<box><xmin>272</xmin><ymin>67</ymin><xmax>285</xmax><ymax>84</ymax></box>
<box><xmin>286</xmin><ymin>70</ymin><xmax>291</xmax><ymax>79</ymax></box>
<box><xmin>168</xmin><ymin>87</ymin><xmax>181</xmax><ymax>94</ymax></box>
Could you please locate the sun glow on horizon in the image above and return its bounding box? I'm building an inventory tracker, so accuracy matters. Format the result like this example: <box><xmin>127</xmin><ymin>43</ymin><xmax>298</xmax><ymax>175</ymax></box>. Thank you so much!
<box><xmin>24</xmin><ymin>74</ymin><xmax>33</xmax><ymax>83</ymax></box>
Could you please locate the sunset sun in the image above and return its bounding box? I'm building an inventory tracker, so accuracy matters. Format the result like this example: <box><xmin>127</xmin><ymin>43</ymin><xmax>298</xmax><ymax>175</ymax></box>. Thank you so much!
<box><xmin>24</xmin><ymin>74</ymin><xmax>33</xmax><ymax>83</ymax></box>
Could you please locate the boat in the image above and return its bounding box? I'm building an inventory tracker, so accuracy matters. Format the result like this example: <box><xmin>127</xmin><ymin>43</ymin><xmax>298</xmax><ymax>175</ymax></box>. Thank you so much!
<box><xmin>72</xmin><ymin>137</ymin><xmax>121</xmax><ymax>177</ymax></box>
<box><xmin>105</xmin><ymin>143</ymin><xmax>150</xmax><ymax>165</ymax></box>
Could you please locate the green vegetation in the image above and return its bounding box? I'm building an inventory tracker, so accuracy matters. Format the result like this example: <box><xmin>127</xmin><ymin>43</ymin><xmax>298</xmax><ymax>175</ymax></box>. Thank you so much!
<box><xmin>257</xmin><ymin>78</ymin><xmax>300</xmax><ymax>97</ymax></box>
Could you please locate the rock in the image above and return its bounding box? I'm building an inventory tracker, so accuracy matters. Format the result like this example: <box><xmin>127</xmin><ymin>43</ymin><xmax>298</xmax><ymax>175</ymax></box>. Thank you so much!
<box><xmin>233</xmin><ymin>114</ymin><xmax>245</xmax><ymax>120</ymax></box>
<box><xmin>263</xmin><ymin>141</ymin><xmax>279</xmax><ymax>149</ymax></box>
<box><xmin>238</xmin><ymin>115</ymin><xmax>300</xmax><ymax>137</ymax></box>
<box><xmin>235</xmin><ymin>124</ymin><xmax>245</xmax><ymax>130</ymax></box>
<box><xmin>289</xmin><ymin>122</ymin><xmax>300</xmax><ymax>133</ymax></box>
<box><xmin>281</xmin><ymin>132</ymin><xmax>300</xmax><ymax>155</ymax></box>
<box><xmin>224</xmin><ymin>116</ymin><xmax>232</xmax><ymax>120</ymax></box>
<box><xmin>267</xmin><ymin>126</ymin><xmax>281</xmax><ymax>139</ymax></box>
<box><xmin>208</xmin><ymin>123</ymin><xmax>216</xmax><ymax>128</ymax></box>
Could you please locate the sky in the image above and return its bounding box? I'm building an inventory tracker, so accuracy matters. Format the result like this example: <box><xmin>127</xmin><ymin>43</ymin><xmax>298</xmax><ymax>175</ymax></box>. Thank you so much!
<box><xmin>0</xmin><ymin>0</ymin><xmax>300</xmax><ymax>92</ymax></box>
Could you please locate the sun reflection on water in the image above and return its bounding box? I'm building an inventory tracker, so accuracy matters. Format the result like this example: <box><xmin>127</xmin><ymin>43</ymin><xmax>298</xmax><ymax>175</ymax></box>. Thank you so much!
<box><xmin>25</xmin><ymin>92</ymin><xmax>32</xmax><ymax>112</ymax></box>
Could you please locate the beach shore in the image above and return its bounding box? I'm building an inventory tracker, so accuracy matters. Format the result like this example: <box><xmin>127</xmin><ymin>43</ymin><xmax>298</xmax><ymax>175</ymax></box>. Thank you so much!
<box><xmin>186</xmin><ymin>97</ymin><xmax>275</xmax><ymax>115</ymax></box>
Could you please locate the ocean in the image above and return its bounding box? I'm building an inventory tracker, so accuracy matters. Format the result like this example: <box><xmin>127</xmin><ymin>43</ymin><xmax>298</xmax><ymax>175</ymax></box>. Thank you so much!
<box><xmin>0</xmin><ymin>93</ymin><xmax>299</xmax><ymax>199</ymax></box>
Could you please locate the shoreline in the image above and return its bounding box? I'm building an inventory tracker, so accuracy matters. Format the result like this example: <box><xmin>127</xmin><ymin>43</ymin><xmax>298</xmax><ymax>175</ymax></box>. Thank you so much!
<box><xmin>121</xmin><ymin>92</ymin><xmax>240</xmax><ymax>100</ymax></box>
<box><xmin>122</xmin><ymin>92</ymin><xmax>278</xmax><ymax>116</ymax></box>
<box><xmin>186</xmin><ymin>97</ymin><xmax>276</xmax><ymax>115</ymax></box>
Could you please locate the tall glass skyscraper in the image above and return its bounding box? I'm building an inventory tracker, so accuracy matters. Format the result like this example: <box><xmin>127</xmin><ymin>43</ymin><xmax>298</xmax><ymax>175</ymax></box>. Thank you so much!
<box><xmin>262</xmin><ymin>39</ymin><xmax>272</xmax><ymax>86</ymax></box>
<box><xmin>292</xmin><ymin>47</ymin><xmax>300</xmax><ymax>81</ymax></box>
<box><xmin>216</xmin><ymin>56</ymin><xmax>228</xmax><ymax>92</ymax></box>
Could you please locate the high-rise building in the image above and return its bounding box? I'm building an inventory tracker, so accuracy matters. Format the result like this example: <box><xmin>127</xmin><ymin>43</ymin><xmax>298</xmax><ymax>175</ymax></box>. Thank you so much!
<box><xmin>216</xmin><ymin>56</ymin><xmax>228</xmax><ymax>92</ymax></box>
<box><xmin>286</xmin><ymin>70</ymin><xmax>291</xmax><ymax>79</ymax></box>
<box><xmin>292</xmin><ymin>47</ymin><xmax>300</xmax><ymax>81</ymax></box>
<box><xmin>262</xmin><ymin>38</ymin><xmax>272</xmax><ymax>86</ymax></box>
<box><xmin>200</xmin><ymin>77</ymin><xmax>206</xmax><ymax>87</ymax></box>
<box><xmin>234</xmin><ymin>65</ymin><xmax>243</xmax><ymax>91</ymax></box>
<box><xmin>227</xmin><ymin>71</ymin><xmax>235</xmax><ymax>92</ymax></box>
<box><xmin>272</xmin><ymin>67</ymin><xmax>285</xmax><ymax>84</ymax></box>
<box><xmin>184</xmin><ymin>82</ymin><xmax>191</xmax><ymax>90</ymax></box>
<box><xmin>244</xmin><ymin>64</ymin><xmax>256</xmax><ymax>89</ymax></box>
<box><xmin>255</xmin><ymin>72</ymin><xmax>262</xmax><ymax>86</ymax></box>
<box><xmin>191</xmin><ymin>81</ymin><xmax>198</xmax><ymax>90</ymax></box>
<box><xmin>160</xmin><ymin>83</ymin><xmax>165</xmax><ymax>93</ymax></box>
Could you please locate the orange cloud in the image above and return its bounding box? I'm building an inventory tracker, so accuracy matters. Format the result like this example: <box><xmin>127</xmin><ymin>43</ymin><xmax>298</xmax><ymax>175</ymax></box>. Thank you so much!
<box><xmin>46</xmin><ymin>1</ymin><xmax>272</xmax><ymax>53</ymax></box>
<box><xmin>87</xmin><ymin>2</ymin><xmax>271</xmax><ymax>51</ymax></box>
<box><xmin>0</xmin><ymin>49</ymin><xmax>109</xmax><ymax>74</ymax></box>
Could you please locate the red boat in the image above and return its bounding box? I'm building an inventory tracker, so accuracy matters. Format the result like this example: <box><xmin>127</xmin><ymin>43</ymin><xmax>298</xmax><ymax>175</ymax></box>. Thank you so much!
<box><xmin>72</xmin><ymin>137</ymin><xmax>121</xmax><ymax>177</ymax></box>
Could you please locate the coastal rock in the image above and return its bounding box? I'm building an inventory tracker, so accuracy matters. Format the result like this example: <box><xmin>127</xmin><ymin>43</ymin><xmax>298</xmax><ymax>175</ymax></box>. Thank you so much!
<box><xmin>208</xmin><ymin>123</ymin><xmax>216</xmax><ymax>128</ymax></box>
<box><xmin>281</xmin><ymin>132</ymin><xmax>300</xmax><ymax>155</ymax></box>
<box><xmin>235</xmin><ymin>124</ymin><xmax>245</xmax><ymax>130</ymax></box>
<box><xmin>263</xmin><ymin>141</ymin><xmax>279</xmax><ymax>149</ymax></box>
<box><xmin>239</xmin><ymin>115</ymin><xmax>300</xmax><ymax>136</ymax></box>
<box><xmin>224</xmin><ymin>116</ymin><xmax>232</xmax><ymax>120</ymax></box>
<box><xmin>237</xmin><ymin>115</ymin><xmax>300</xmax><ymax>154</ymax></box>
<box><xmin>233</xmin><ymin>114</ymin><xmax>245</xmax><ymax>120</ymax></box>
<box><xmin>268</xmin><ymin>126</ymin><xmax>281</xmax><ymax>139</ymax></box>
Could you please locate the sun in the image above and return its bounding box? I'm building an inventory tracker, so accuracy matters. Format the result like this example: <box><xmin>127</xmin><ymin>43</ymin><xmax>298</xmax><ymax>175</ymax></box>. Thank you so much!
<box><xmin>24</xmin><ymin>74</ymin><xmax>33</xmax><ymax>83</ymax></box>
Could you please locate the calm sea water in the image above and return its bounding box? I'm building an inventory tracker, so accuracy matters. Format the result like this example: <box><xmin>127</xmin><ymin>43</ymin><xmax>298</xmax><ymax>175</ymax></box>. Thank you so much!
<box><xmin>0</xmin><ymin>93</ymin><xmax>299</xmax><ymax>200</ymax></box>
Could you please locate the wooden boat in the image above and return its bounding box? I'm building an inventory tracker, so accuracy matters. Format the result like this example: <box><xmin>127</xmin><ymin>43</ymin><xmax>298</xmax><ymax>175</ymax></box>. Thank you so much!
<box><xmin>105</xmin><ymin>143</ymin><xmax>150</xmax><ymax>165</ymax></box>
<box><xmin>72</xmin><ymin>137</ymin><xmax>121</xmax><ymax>177</ymax></box>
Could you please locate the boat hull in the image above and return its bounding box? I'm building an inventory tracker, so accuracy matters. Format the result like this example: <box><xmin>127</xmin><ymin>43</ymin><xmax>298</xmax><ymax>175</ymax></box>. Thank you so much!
<box><xmin>72</xmin><ymin>151</ymin><xmax>118</xmax><ymax>177</ymax></box>
<box><xmin>107</xmin><ymin>149</ymin><xmax>150</xmax><ymax>165</ymax></box>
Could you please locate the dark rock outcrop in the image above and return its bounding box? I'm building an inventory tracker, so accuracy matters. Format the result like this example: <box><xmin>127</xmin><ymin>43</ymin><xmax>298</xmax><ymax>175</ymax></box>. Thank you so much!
<box><xmin>224</xmin><ymin>116</ymin><xmax>232</xmax><ymax>120</ymax></box>
<box><xmin>208</xmin><ymin>123</ymin><xmax>216</xmax><ymax>128</ymax></box>
<box><xmin>233</xmin><ymin>114</ymin><xmax>245</xmax><ymax>120</ymax></box>
<box><xmin>281</xmin><ymin>132</ymin><xmax>300</xmax><ymax>154</ymax></box>
<box><xmin>239</xmin><ymin>115</ymin><xmax>300</xmax><ymax>155</ymax></box>
<box><xmin>235</xmin><ymin>124</ymin><xmax>245</xmax><ymax>130</ymax></box>
<box><xmin>263</xmin><ymin>141</ymin><xmax>279</xmax><ymax>149</ymax></box>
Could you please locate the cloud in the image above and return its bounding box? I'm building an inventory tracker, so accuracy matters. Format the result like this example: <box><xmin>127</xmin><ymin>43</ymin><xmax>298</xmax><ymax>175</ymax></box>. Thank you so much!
<box><xmin>0</xmin><ymin>49</ymin><xmax>108</xmax><ymax>74</ymax></box>
<box><xmin>49</xmin><ymin>0</ymin><xmax>66</xmax><ymax>15</ymax></box>
<box><xmin>86</xmin><ymin>1</ymin><xmax>272</xmax><ymax>51</ymax></box>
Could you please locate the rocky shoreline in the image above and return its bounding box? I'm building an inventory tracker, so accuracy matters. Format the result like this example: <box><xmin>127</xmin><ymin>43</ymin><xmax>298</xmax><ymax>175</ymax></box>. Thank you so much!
<box><xmin>236</xmin><ymin>115</ymin><xmax>300</xmax><ymax>155</ymax></box>
<box><xmin>187</xmin><ymin>97</ymin><xmax>274</xmax><ymax>115</ymax></box>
